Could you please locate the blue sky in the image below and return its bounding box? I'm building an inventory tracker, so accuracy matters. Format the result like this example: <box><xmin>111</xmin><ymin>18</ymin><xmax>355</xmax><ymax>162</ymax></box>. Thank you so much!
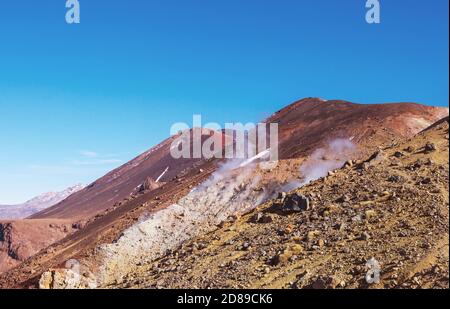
<box><xmin>0</xmin><ymin>0</ymin><xmax>448</xmax><ymax>204</ymax></box>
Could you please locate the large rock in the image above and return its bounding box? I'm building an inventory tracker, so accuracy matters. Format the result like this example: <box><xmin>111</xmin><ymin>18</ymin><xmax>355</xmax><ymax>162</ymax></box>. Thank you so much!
<box><xmin>280</xmin><ymin>193</ymin><xmax>310</xmax><ymax>212</ymax></box>
<box><xmin>139</xmin><ymin>177</ymin><xmax>161</xmax><ymax>192</ymax></box>
<box><xmin>365</xmin><ymin>149</ymin><xmax>385</xmax><ymax>166</ymax></box>
<box><xmin>39</xmin><ymin>265</ymin><xmax>97</xmax><ymax>289</ymax></box>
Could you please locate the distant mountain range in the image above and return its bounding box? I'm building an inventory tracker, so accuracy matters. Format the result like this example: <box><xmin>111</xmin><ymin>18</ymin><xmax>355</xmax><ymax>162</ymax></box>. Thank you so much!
<box><xmin>0</xmin><ymin>184</ymin><xmax>84</xmax><ymax>220</ymax></box>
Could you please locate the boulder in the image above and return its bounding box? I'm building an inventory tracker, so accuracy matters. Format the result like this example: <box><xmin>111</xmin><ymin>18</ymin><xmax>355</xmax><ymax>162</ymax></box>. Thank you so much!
<box><xmin>139</xmin><ymin>177</ymin><xmax>160</xmax><ymax>192</ymax></box>
<box><xmin>424</xmin><ymin>143</ymin><xmax>436</xmax><ymax>153</ymax></box>
<box><xmin>280</xmin><ymin>193</ymin><xmax>310</xmax><ymax>212</ymax></box>
<box><xmin>311</xmin><ymin>276</ymin><xmax>340</xmax><ymax>289</ymax></box>
<box><xmin>39</xmin><ymin>268</ymin><xmax>97</xmax><ymax>289</ymax></box>
<box><xmin>364</xmin><ymin>149</ymin><xmax>385</xmax><ymax>167</ymax></box>
<box><xmin>393</xmin><ymin>151</ymin><xmax>404</xmax><ymax>158</ymax></box>
<box><xmin>250</xmin><ymin>213</ymin><xmax>273</xmax><ymax>224</ymax></box>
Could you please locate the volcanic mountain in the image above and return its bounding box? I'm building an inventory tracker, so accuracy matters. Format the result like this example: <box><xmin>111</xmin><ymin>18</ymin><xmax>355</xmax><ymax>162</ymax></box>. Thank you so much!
<box><xmin>28</xmin><ymin>99</ymin><xmax>449</xmax><ymax>221</ymax></box>
<box><xmin>113</xmin><ymin>117</ymin><xmax>449</xmax><ymax>289</ymax></box>
<box><xmin>0</xmin><ymin>185</ymin><xmax>84</xmax><ymax>220</ymax></box>
<box><xmin>0</xmin><ymin>98</ymin><xmax>447</xmax><ymax>286</ymax></box>
<box><xmin>30</xmin><ymin>128</ymin><xmax>229</xmax><ymax>221</ymax></box>
<box><xmin>268</xmin><ymin>98</ymin><xmax>448</xmax><ymax>159</ymax></box>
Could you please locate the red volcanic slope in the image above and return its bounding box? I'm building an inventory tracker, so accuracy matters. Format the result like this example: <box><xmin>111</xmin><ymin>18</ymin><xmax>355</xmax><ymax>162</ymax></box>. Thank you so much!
<box><xmin>0</xmin><ymin>219</ymin><xmax>75</xmax><ymax>273</ymax></box>
<box><xmin>31</xmin><ymin>99</ymin><xmax>448</xmax><ymax>221</ymax></box>
<box><xmin>268</xmin><ymin>98</ymin><xmax>448</xmax><ymax>159</ymax></box>
<box><xmin>0</xmin><ymin>98</ymin><xmax>447</xmax><ymax>282</ymax></box>
<box><xmin>31</xmin><ymin>129</ymin><xmax>229</xmax><ymax>220</ymax></box>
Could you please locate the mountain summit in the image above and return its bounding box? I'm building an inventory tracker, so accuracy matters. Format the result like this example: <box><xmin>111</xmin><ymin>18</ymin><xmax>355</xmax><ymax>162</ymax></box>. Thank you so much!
<box><xmin>0</xmin><ymin>184</ymin><xmax>84</xmax><ymax>220</ymax></box>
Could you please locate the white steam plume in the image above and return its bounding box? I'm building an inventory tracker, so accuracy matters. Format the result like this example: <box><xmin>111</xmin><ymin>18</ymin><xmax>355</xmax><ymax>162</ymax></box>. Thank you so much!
<box><xmin>299</xmin><ymin>138</ymin><xmax>355</xmax><ymax>186</ymax></box>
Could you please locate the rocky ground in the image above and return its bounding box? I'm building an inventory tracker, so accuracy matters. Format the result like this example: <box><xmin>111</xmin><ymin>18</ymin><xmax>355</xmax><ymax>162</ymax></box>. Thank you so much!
<box><xmin>111</xmin><ymin>118</ymin><xmax>449</xmax><ymax>289</ymax></box>
<box><xmin>0</xmin><ymin>219</ymin><xmax>76</xmax><ymax>274</ymax></box>
<box><xmin>0</xmin><ymin>102</ymin><xmax>447</xmax><ymax>289</ymax></box>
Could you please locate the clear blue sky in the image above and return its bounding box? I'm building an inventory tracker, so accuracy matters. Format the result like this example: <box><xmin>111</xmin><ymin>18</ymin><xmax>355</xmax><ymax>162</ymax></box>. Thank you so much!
<box><xmin>0</xmin><ymin>0</ymin><xmax>448</xmax><ymax>204</ymax></box>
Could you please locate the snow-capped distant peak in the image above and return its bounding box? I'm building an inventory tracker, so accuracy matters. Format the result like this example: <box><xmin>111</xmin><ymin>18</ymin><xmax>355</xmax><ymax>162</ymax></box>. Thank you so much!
<box><xmin>0</xmin><ymin>184</ymin><xmax>85</xmax><ymax>220</ymax></box>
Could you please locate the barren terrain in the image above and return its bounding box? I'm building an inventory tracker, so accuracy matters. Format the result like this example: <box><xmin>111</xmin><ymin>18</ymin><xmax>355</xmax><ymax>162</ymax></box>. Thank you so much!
<box><xmin>0</xmin><ymin>99</ymin><xmax>447</xmax><ymax>288</ymax></box>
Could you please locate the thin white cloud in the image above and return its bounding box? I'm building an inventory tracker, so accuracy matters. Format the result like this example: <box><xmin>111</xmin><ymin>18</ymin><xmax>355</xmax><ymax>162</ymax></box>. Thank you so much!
<box><xmin>80</xmin><ymin>150</ymin><xmax>100</xmax><ymax>158</ymax></box>
<box><xmin>76</xmin><ymin>151</ymin><xmax>123</xmax><ymax>165</ymax></box>
<box><xmin>27</xmin><ymin>164</ymin><xmax>85</xmax><ymax>175</ymax></box>
<box><xmin>27</xmin><ymin>150</ymin><xmax>123</xmax><ymax>175</ymax></box>
<box><xmin>71</xmin><ymin>158</ymin><xmax>122</xmax><ymax>166</ymax></box>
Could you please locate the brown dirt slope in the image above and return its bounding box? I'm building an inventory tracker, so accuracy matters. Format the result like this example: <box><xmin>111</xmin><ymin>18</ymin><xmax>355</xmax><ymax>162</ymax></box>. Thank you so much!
<box><xmin>269</xmin><ymin>98</ymin><xmax>448</xmax><ymax>159</ymax></box>
<box><xmin>0</xmin><ymin>130</ymin><xmax>226</xmax><ymax>275</ymax></box>
<box><xmin>114</xmin><ymin>117</ymin><xmax>449</xmax><ymax>289</ymax></box>
<box><xmin>0</xmin><ymin>161</ymin><xmax>218</xmax><ymax>287</ymax></box>
<box><xmin>31</xmin><ymin>99</ymin><xmax>448</xmax><ymax>220</ymax></box>
<box><xmin>30</xmin><ymin>129</ymin><xmax>227</xmax><ymax>220</ymax></box>
<box><xmin>0</xmin><ymin>100</ymin><xmax>447</xmax><ymax>286</ymax></box>
<box><xmin>0</xmin><ymin>220</ymin><xmax>75</xmax><ymax>274</ymax></box>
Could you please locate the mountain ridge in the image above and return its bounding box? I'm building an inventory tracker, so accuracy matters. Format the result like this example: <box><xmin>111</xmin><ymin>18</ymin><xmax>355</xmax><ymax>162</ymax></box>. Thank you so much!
<box><xmin>0</xmin><ymin>98</ymin><xmax>448</xmax><ymax>285</ymax></box>
<box><xmin>0</xmin><ymin>184</ymin><xmax>84</xmax><ymax>220</ymax></box>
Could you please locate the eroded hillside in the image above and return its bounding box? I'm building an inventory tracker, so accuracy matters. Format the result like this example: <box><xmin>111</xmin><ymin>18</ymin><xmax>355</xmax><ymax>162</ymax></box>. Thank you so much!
<box><xmin>0</xmin><ymin>101</ymin><xmax>447</xmax><ymax>288</ymax></box>
<box><xmin>111</xmin><ymin>118</ymin><xmax>449</xmax><ymax>289</ymax></box>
